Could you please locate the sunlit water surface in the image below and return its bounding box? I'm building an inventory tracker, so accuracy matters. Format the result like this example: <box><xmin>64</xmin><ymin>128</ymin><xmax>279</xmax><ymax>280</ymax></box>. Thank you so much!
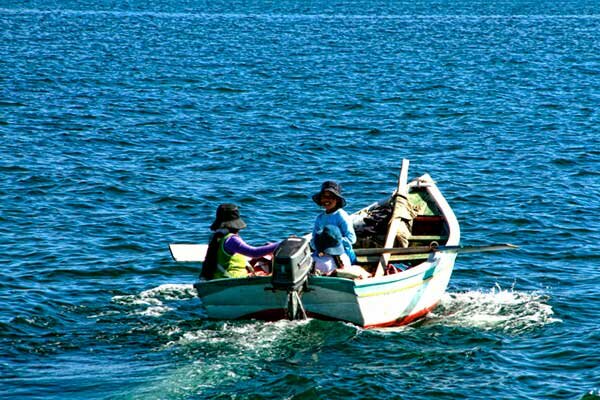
<box><xmin>1</xmin><ymin>1</ymin><xmax>599</xmax><ymax>399</ymax></box>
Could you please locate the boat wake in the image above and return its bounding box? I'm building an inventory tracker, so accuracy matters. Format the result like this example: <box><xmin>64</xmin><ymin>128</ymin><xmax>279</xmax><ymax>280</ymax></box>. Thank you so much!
<box><xmin>109</xmin><ymin>282</ymin><xmax>560</xmax><ymax>337</ymax></box>
<box><xmin>130</xmin><ymin>319</ymin><xmax>359</xmax><ymax>399</ymax></box>
<box><xmin>427</xmin><ymin>284</ymin><xmax>561</xmax><ymax>333</ymax></box>
<box><xmin>111</xmin><ymin>283</ymin><xmax>197</xmax><ymax>317</ymax></box>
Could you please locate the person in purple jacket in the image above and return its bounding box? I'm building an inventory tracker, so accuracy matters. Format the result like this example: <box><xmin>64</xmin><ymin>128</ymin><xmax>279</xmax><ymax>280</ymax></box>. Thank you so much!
<box><xmin>201</xmin><ymin>203</ymin><xmax>279</xmax><ymax>280</ymax></box>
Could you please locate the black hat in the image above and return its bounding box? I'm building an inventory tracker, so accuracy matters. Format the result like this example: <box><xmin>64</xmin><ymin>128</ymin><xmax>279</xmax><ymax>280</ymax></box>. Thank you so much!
<box><xmin>210</xmin><ymin>203</ymin><xmax>247</xmax><ymax>231</ymax></box>
<box><xmin>312</xmin><ymin>181</ymin><xmax>347</xmax><ymax>208</ymax></box>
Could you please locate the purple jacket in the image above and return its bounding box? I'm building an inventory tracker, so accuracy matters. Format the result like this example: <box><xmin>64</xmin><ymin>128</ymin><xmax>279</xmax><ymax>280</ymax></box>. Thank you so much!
<box><xmin>223</xmin><ymin>234</ymin><xmax>279</xmax><ymax>258</ymax></box>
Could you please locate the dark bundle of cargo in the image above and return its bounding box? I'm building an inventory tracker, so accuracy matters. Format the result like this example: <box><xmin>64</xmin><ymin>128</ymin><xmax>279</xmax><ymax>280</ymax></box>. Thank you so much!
<box><xmin>271</xmin><ymin>236</ymin><xmax>312</xmax><ymax>291</ymax></box>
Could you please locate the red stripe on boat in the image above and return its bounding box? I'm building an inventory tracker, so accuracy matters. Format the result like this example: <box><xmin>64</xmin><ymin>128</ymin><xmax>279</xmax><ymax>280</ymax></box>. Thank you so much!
<box><xmin>237</xmin><ymin>302</ymin><xmax>439</xmax><ymax>328</ymax></box>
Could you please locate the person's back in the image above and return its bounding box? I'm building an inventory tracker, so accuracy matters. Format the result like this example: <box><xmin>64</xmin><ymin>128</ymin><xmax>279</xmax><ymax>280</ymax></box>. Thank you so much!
<box><xmin>202</xmin><ymin>203</ymin><xmax>279</xmax><ymax>280</ymax></box>
<box><xmin>212</xmin><ymin>231</ymin><xmax>250</xmax><ymax>279</ymax></box>
<box><xmin>313</xmin><ymin>224</ymin><xmax>371</xmax><ymax>279</ymax></box>
<box><xmin>312</xmin><ymin>225</ymin><xmax>350</xmax><ymax>276</ymax></box>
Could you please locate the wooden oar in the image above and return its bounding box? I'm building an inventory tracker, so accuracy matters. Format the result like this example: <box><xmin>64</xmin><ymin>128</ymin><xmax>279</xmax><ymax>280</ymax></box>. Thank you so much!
<box><xmin>356</xmin><ymin>243</ymin><xmax>518</xmax><ymax>257</ymax></box>
<box><xmin>170</xmin><ymin>243</ymin><xmax>518</xmax><ymax>263</ymax></box>
<box><xmin>375</xmin><ymin>159</ymin><xmax>410</xmax><ymax>276</ymax></box>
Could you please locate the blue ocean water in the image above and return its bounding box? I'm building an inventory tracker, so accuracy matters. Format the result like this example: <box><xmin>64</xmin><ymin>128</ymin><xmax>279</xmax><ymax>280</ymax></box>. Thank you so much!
<box><xmin>1</xmin><ymin>1</ymin><xmax>599</xmax><ymax>398</ymax></box>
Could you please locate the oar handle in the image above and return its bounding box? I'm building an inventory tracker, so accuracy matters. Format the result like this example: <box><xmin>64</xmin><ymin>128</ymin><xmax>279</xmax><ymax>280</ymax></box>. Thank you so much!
<box><xmin>356</xmin><ymin>243</ymin><xmax>518</xmax><ymax>256</ymax></box>
<box><xmin>375</xmin><ymin>159</ymin><xmax>410</xmax><ymax>276</ymax></box>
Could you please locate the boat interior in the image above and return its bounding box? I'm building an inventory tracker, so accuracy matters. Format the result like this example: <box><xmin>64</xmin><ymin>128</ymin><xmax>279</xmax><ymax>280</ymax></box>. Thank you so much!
<box><xmin>352</xmin><ymin>186</ymin><xmax>450</xmax><ymax>274</ymax></box>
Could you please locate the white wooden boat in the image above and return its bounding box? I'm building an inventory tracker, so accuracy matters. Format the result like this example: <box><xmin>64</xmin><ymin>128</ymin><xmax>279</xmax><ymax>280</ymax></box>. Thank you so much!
<box><xmin>170</xmin><ymin>162</ymin><xmax>514</xmax><ymax>328</ymax></box>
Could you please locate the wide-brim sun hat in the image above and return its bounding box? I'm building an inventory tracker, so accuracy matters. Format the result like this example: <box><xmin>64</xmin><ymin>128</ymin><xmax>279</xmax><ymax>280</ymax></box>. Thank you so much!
<box><xmin>312</xmin><ymin>181</ymin><xmax>347</xmax><ymax>208</ymax></box>
<box><xmin>314</xmin><ymin>225</ymin><xmax>345</xmax><ymax>256</ymax></box>
<box><xmin>210</xmin><ymin>203</ymin><xmax>247</xmax><ymax>231</ymax></box>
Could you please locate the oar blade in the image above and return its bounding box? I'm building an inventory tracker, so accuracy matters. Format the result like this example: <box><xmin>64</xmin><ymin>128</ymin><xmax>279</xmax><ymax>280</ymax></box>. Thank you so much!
<box><xmin>169</xmin><ymin>244</ymin><xmax>208</xmax><ymax>262</ymax></box>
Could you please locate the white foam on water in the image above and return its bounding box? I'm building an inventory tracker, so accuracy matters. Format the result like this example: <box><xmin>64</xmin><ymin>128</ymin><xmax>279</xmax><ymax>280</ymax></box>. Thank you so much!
<box><xmin>165</xmin><ymin>318</ymin><xmax>313</xmax><ymax>351</ymax></box>
<box><xmin>138</xmin><ymin>319</ymin><xmax>321</xmax><ymax>398</ymax></box>
<box><xmin>138</xmin><ymin>283</ymin><xmax>197</xmax><ymax>300</ymax></box>
<box><xmin>138</xmin><ymin>305</ymin><xmax>173</xmax><ymax>317</ymax></box>
<box><xmin>584</xmin><ymin>389</ymin><xmax>600</xmax><ymax>399</ymax></box>
<box><xmin>429</xmin><ymin>284</ymin><xmax>562</xmax><ymax>333</ymax></box>
<box><xmin>111</xmin><ymin>283</ymin><xmax>196</xmax><ymax>317</ymax></box>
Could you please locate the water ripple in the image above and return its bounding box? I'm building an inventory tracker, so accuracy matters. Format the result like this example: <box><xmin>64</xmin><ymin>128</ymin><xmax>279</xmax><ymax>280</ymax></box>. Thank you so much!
<box><xmin>1</xmin><ymin>1</ymin><xmax>599</xmax><ymax>398</ymax></box>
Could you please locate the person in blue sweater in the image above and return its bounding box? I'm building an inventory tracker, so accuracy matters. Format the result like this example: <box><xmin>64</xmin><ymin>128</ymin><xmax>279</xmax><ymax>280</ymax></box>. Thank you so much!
<box><xmin>311</xmin><ymin>181</ymin><xmax>357</xmax><ymax>263</ymax></box>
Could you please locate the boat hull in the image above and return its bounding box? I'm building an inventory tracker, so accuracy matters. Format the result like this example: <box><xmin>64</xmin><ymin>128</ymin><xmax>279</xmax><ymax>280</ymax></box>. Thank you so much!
<box><xmin>195</xmin><ymin>252</ymin><xmax>455</xmax><ymax>327</ymax></box>
<box><xmin>195</xmin><ymin>277</ymin><xmax>288</xmax><ymax>320</ymax></box>
<box><xmin>304</xmin><ymin>252</ymin><xmax>456</xmax><ymax>327</ymax></box>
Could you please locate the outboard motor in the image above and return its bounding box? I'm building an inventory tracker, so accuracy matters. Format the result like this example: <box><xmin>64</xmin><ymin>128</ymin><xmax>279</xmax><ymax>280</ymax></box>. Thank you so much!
<box><xmin>271</xmin><ymin>236</ymin><xmax>312</xmax><ymax>320</ymax></box>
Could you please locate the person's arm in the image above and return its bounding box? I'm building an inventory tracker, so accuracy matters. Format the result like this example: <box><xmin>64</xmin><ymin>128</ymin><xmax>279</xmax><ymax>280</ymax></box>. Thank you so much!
<box><xmin>224</xmin><ymin>235</ymin><xmax>279</xmax><ymax>258</ymax></box>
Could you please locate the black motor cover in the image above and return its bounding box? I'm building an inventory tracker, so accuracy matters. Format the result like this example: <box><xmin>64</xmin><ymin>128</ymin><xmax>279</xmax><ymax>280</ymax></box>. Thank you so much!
<box><xmin>271</xmin><ymin>236</ymin><xmax>312</xmax><ymax>290</ymax></box>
